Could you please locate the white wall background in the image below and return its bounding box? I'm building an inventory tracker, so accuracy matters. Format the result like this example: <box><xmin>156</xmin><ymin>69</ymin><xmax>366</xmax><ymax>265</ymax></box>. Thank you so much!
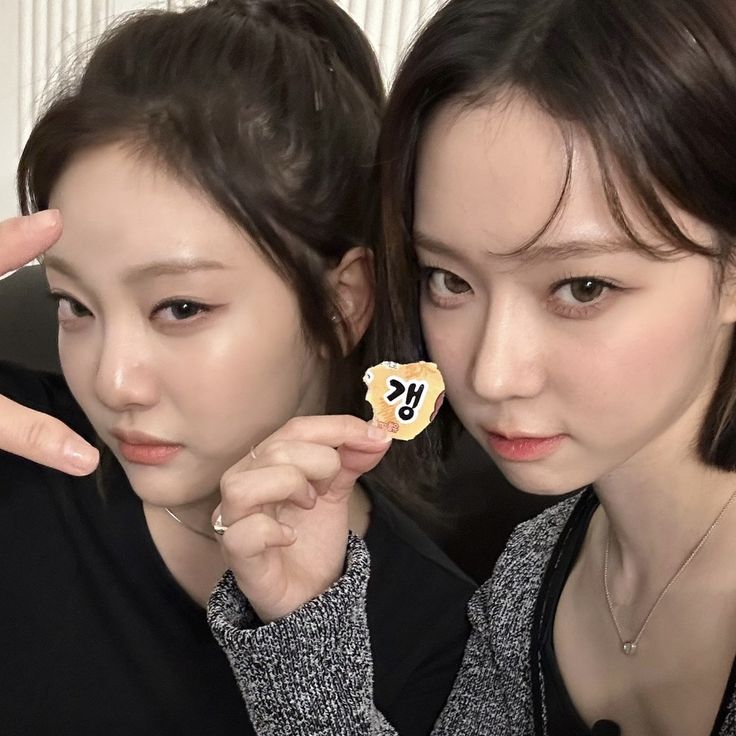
<box><xmin>0</xmin><ymin>0</ymin><xmax>444</xmax><ymax>219</ymax></box>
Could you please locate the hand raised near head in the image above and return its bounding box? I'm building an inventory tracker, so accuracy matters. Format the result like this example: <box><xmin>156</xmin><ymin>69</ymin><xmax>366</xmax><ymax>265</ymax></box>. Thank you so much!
<box><xmin>0</xmin><ymin>212</ymin><xmax>99</xmax><ymax>475</ymax></box>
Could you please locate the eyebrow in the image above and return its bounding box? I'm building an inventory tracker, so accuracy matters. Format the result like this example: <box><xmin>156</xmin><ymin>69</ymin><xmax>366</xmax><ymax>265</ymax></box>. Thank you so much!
<box><xmin>43</xmin><ymin>256</ymin><xmax>228</xmax><ymax>284</ymax></box>
<box><xmin>413</xmin><ymin>231</ymin><xmax>635</xmax><ymax>264</ymax></box>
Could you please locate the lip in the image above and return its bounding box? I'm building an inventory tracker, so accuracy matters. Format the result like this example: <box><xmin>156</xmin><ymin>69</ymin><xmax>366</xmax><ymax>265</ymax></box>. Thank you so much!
<box><xmin>485</xmin><ymin>431</ymin><xmax>565</xmax><ymax>462</ymax></box>
<box><xmin>110</xmin><ymin>429</ymin><xmax>182</xmax><ymax>466</ymax></box>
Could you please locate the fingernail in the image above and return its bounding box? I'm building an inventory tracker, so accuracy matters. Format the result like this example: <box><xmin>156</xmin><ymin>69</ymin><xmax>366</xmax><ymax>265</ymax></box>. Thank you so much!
<box><xmin>281</xmin><ymin>523</ymin><xmax>297</xmax><ymax>540</ymax></box>
<box><xmin>367</xmin><ymin>424</ymin><xmax>390</xmax><ymax>442</ymax></box>
<box><xmin>24</xmin><ymin>209</ymin><xmax>59</xmax><ymax>233</ymax></box>
<box><xmin>307</xmin><ymin>485</ymin><xmax>317</xmax><ymax>501</ymax></box>
<box><xmin>63</xmin><ymin>438</ymin><xmax>99</xmax><ymax>474</ymax></box>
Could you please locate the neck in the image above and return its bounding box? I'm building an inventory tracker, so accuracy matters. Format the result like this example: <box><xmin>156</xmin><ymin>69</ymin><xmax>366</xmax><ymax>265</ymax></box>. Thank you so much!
<box><xmin>143</xmin><ymin>482</ymin><xmax>372</xmax><ymax>607</ymax></box>
<box><xmin>157</xmin><ymin>492</ymin><xmax>221</xmax><ymax>540</ymax></box>
<box><xmin>155</xmin><ymin>482</ymin><xmax>372</xmax><ymax>540</ymax></box>
<box><xmin>594</xmin><ymin>453</ymin><xmax>736</xmax><ymax>594</ymax></box>
<box><xmin>142</xmin><ymin>491</ymin><xmax>226</xmax><ymax>607</ymax></box>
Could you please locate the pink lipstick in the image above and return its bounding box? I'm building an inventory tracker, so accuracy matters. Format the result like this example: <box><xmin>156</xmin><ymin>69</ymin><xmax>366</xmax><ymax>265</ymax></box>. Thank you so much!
<box><xmin>111</xmin><ymin>429</ymin><xmax>182</xmax><ymax>467</ymax></box>
<box><xmin>486</xmin><ymin>432</ymin><xmax>565</xmax><ymax>462</ymax></box>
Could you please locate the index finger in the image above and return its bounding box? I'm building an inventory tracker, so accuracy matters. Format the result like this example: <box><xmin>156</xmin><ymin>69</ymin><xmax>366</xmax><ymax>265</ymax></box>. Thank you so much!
<box><xmin>0</xmin><ymin>395</ymin><xmax>99</xmax><ymax>476</ymax></box>
<box><xmin>0</xmin><ymin>211</ymin><xmax>62</xmax><ymax>275</ymax></box>
<box><xmin>272</xmin><ymin>414</ymin><xmax>390</xmax><ymax>450</ymax></box>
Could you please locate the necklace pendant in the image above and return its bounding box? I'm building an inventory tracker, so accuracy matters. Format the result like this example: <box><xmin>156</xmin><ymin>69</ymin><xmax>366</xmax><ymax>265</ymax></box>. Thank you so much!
<box><xmin>622</xmin><ymin>642</ymin><xmax>637</xmax><ymax>656</ymax></box>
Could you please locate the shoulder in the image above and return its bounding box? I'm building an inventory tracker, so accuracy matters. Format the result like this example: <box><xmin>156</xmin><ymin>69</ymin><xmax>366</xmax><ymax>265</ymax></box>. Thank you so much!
<box><xmin>365</xmin><ymin>486</ymin><xmax>476</xmax><ymax>600</ymax></box>
<box><xmin>362</xmin><ymin>488</ymin><xmax>475</xmax><ymax>714</ymax></box>
<box><xmin>469</xmin><ymin>491</ymin><xmax>589</xmax><ymax>638</ymax></box>
<box><xmin>496</xmin><ymin>491</ymin><xmax>585</xmax><ymax>579</ymax></box>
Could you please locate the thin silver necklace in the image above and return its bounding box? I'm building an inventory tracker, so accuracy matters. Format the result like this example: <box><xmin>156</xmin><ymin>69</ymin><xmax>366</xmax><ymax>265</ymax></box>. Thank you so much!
<box><xmin>603</xmin><ymin>487</ymin><xmax>736</xmax><ymax>655</ymax></box>
<box><xmin>164</xmin><ymin>507</ymin><xmax>218</xmax><ymax>542</ymax></box>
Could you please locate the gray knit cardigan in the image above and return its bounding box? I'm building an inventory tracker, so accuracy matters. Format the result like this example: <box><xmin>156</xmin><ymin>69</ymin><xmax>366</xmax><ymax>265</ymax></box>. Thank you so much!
<box><xmin>207</xmin><ymin>495</ymin><xmax>736</xmax><ymax>735</ymax></box>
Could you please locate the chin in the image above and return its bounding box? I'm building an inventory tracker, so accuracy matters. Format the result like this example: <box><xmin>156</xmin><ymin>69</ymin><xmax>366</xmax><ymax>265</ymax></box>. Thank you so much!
<box><xmin>121</xmin><ymin>463</ymin><xmax>219</xmax><ymax>507</ymax></box>
<box><xmin>495</xmin><ymin>463</ymin><xmax>590</xmax><ymax>498</ymax></box>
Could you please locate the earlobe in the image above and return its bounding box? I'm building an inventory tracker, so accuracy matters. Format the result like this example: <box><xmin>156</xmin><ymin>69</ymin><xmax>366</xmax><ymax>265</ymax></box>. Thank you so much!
<box><xmin>327</xmin><ymin>246</ymin><xmax>375</xmax><ymax>355</ymax></box>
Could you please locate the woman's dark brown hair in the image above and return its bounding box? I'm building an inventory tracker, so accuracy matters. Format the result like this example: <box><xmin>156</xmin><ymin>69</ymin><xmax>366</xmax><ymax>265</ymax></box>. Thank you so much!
<box><xmin>17</xmin><ymin>0</ymin><xmax>424</xmax><ymax>505</ymax></box>
<box><xmin>373</xmin><ymin>0</ymin><xmax>736</xmax><ymax>476</ymax></box>
<box><xmin>19</xmin><ymin>0</ymin><xmax>382</xmax><ymax>413</ymax></box>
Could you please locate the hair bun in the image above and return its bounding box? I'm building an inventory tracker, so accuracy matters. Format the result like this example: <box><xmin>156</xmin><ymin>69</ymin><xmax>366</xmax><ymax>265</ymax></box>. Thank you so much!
<box><xmin>204</xmin><ymin>0</ymin><xmax>383</xmax><ymax>115</ymax></box>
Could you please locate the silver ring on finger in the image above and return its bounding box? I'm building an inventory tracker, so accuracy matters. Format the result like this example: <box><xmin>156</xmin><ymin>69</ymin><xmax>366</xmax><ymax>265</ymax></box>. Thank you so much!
<box><xmin>212</xmin><ymin>514</ymin><xmax>229</xmax><ymax>536</ymax></box>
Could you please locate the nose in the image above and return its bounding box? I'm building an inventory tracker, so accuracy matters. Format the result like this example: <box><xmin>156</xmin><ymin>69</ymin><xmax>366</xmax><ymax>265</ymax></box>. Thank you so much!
<box><xmin>469</xmin><ymin>296</ymin><xmax>546</xmax><ymax>403</ymax></box>
<box><xmin>94</xmin><ymin>324</ymin><xmax>160</xmax><ymax>412</ymax></box>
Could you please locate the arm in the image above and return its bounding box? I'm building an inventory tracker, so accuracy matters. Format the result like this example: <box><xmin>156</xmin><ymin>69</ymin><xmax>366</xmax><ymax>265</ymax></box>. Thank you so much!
<box><xmin>208</xmin><ymin>536</ymin><xmax>508</xmax><ymax>736</ymax></box>
<box><xmin>432</xmin><ymin>501</ymin><xmax>583</xmax><ymax>734</ymax></box>
<box><xmin>206</xmin><ymin>417</ymin><xmax>395</xmax><ymax>733</ymax></box>
<box><xmin>208</xmin><ymin>534</ymin><xmax>398</xmax><ymax>736</ymax></box>
<box><xmin>205</xmin><ymin>415</ymin><xmax>519</xmax><ymax>735</ymax></box>
<box><xmin>429</xmin><ymin>583</ymin><xmax>510</xmax><ymax>734</ymax></box>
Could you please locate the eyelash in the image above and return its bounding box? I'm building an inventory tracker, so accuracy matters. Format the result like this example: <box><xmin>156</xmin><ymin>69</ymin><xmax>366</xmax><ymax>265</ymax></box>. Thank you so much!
<box><xmin>150</xmin><ymin>298</ymin><xmax>214</xmax><ymax>323</ymax></box>
<box><xmin>48</xmin><ymin>293</ymin><xmax>215</xmax><ymax>326</ymax></box>
<box><xmin>419</xmin><ymin>266</ymin><xmax>472</xmax><ymax>308</ymax></box>
<box><xmin>548</xmin><ymin>273</ymin><xmax>622</xmax><ymax>319</ymax></box>
<box><xmin>48</xmin><ymin>293</ymin><xmax>91</xmax><ymax>322</ymax></box>
<box><xmin>419</xmin><ymin>265</ymin><xmax>622</xmax><ymax>319</ymax></box>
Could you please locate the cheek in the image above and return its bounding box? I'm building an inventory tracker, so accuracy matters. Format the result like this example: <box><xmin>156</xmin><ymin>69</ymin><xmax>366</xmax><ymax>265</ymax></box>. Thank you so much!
<box><xmin>165</xmin><ymin>334</ymin><xmax>270</xmax><ymax>419</ymax></box>
<box><xmin>559</xmin><ymin>301</ymin><xmax>721</xmax><ymax>426</ymax></box>
<box><xmin>59</xmin><ymin>333</ymin><xmax>97</xmax><ymax>409</ymax></box>
<box><xmin>169</xmin><ymin>317</ymin><xmax>322</xmax><ymax>449</ymax></box>
<box><xmin>165</xmin><ymin>333</ymin><xmax>246</xmax><ymax>400</ymax></box>
<box><xmin>420</xmin><ymin>305</ymin><xmax>475</xmax><ymax>400</ymax></box>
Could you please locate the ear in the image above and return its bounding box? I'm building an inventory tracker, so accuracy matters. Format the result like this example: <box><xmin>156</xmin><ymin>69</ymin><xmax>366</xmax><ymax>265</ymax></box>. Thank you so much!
<box><xmin>326</xmin><ymin>246</ymin><xmax>374</xmax><ymax>354</ymax></box>
<box><xmin>719</xmin><ymin>266</ymin><xmax>736</xmax><ymax>325</ymax></box>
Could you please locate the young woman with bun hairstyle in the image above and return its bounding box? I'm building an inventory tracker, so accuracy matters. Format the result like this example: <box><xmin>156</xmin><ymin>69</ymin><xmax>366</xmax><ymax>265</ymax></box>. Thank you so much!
<box><xmin>0</xmin><ymin>1</ymin><xmax>473</xmax><ymax>732</ymax></box>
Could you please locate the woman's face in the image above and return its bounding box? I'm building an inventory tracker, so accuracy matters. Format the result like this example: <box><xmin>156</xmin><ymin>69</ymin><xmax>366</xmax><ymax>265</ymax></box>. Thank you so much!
<box><xmin>46</xmin><ymin>144</ymin><xmax>327</xmax><ymax>507</ymax></box>
<box><xmin>414</xmin><ymin>94</ymin><xmax>736</xmax><ymax>495</ymax></box>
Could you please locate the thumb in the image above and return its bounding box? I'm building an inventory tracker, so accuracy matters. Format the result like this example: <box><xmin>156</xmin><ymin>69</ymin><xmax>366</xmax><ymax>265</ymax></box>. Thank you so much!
<box><xmin>330</xmin><ymin>436</ymin><xmax>392</xmax><ymax>496</ymax></box>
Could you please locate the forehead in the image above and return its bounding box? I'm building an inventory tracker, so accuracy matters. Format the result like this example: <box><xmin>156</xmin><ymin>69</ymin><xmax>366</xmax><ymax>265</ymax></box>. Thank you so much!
<box><xmin>414</xmin><ymin>94</ymin><xmax>621</xmax><ymax>258</ymax></box>
<box><xmin>47</xmin><ymin>143</ymin><xmax>254</xmax><ymax>270</ymax></box>
<box><xmin>415</xmin><ymin>93</ymin><xmax>696</xmax><ymax>264</ymax></box>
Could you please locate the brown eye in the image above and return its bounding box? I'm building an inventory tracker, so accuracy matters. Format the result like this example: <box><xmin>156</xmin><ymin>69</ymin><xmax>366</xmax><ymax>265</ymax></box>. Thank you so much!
<box><xmin>54</xmin><ymin>295</ymin><xmax>91</xmax><ymax>319</ymax></box>
<box><xmin>428</xmin><ymin>269</ymin><xmax>471</xmax><ymax>295</ymax></box>
<box><xmin>152</xmin><ymin>299</ymin><xmax>213</xmax><ymax>323</ymax></box>
<box><xmin>168</xmin><ymin>302</ymin><xmax>201</xmax><ymax>320</ymax></box>
<box><xmin>569</xmin><ymin>278</ymin><xmax>605</xmax><ymax>303</ymax></box>
<box><xmin>70</xmin><ymin>300</ymin><xmax>91</xmax><ymax>317</ymax></box>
